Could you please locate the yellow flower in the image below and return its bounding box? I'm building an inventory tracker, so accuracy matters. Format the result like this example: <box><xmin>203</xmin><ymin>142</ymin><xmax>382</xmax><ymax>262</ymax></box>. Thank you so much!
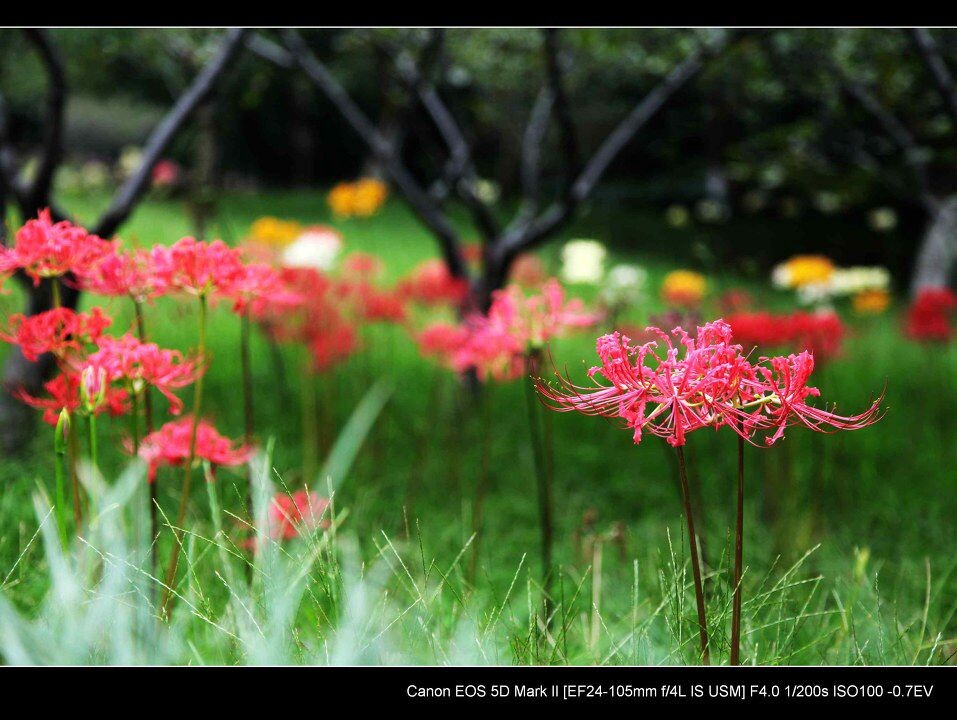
<box><xmin>852</xmin><ymin>289</ymin><xmax>890</xmax><ymax>315</ymax></box>
<box><xmin>351</xmin><ymin>178</ymin><xmax>388</xmax><ymax>217</ymax></box>
<box><xmin>661</xmin><ymin>270</ymin><xmax>707</xmax><ymax>308</ymax></box>
<box><xmin>248</xmin><ymin>216</ymin><xmax>302</xmax><ymax>246</ymax></box>
<box><xmin>327</xmin><ymin>178</ymin><xmax>389</xmax><ymax>218</ymax></box>
<box><xmin>772</xmin><ymin>255</ymin><xmax>836</xmax><ymax>289</ymax></box>
<box><xmin>328</xmin><ymin>182</ymin><xmax>356</xmax><ymax>217</ymax></box>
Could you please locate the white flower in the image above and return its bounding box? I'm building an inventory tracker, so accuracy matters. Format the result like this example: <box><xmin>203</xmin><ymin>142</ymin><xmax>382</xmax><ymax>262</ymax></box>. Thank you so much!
<box><xmin>282</xmin><ymin>227</ymin><xmax>343</xmax><ymax>271</ymax></box>
<box><xmin>771</xmin><ymin>263</ymin><xmax>792</xmax><ymax>290</ymax></box>
<box><xmin>797</xmin><ymin>282</ymin><xmax>832</xmax><ymax>306</ymax></box>
<box><xmin>600</xmin><ymin>263</ymin><xmax>648</xmax><ymax>309</ymax></box>
<box><xmin>827</xmin><ymin>266</ymin><xmax>891</xmax><ymax>296</ymax></box>
<box><xmin>560</xmin><ymin>239</ymin><xmax>606</xmax><ymax>285</ymax></box>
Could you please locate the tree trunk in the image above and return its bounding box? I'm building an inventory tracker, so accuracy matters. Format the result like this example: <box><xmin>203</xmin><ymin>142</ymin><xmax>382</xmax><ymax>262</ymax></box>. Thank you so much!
<box><xmin>911</xmin><ymin>195</ymin><xmax>957</xmax><ymax>295</ymax></box>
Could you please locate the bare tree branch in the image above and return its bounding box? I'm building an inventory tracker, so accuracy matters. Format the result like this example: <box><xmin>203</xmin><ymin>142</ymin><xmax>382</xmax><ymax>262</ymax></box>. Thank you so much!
<box><xmin>93</xmin><ymin>27</ymin><xmax>248</xmax><ymax>238</ymax></box>
<box><xmin>21</xmin><ymin>29</ymin><xmax>66</xmax><ymax>210</ymax></box>
<box><xmin>496</xmin><ymin>33</ymin><xmax>731</xmax><ymax>264</ymax></box>
<box><xmin>908</xmin><ymin>28</ymin><xmax>957</xmax><ymax>129</ymax></box>
<box><xmin>278</xmin><ymin>29</ymin><xmax>469</xmax><ymax>279</ymax></box>
<box><xmin>394</xmin><ymin>47</ymin><xmax>501</xmax><ymax>241</ymax></box>
<box><xmin>506</xmin><ymin>87</ymin><xmax>554</xmax><ymax>234</ymax></box>
<box><xmin>542</xmin><ymin>29</ymin><xmax>580</xmax><ymax>192</ymax></box>
<box><xmin>838</xmin><ymin>73</ymin><xmax>937</xmax><ymax>211</ymax></box>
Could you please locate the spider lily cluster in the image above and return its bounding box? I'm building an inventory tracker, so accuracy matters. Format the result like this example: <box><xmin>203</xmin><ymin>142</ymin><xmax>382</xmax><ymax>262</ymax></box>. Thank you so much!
<box><xmin>538</xmin><ymin>319</ymin><xmax>883</xmax><ymax>447</ymax></box>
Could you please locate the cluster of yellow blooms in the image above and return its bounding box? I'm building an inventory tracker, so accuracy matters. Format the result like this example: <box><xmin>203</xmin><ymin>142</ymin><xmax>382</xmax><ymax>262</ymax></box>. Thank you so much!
<box><xmin>661</xmin><ymin>269</ymin><xmax>708</xmax><ymax>308</ymax></box>
<box><xmin>248</xmin><ymin>217</ymin><xmax>303</xmax><ymax>246</ymax></box>
<box><xmin>327</xmin><ymin>178</ymin><xmax>389</xmax><ymax>218</ymax></box>
<box><xmin>771</xmin><ymin>255</ymin><xmax>836</xmax><ymax>289</ymax></box>
<box><xmin>851</xmin><ymin>288</ymin><xmax>891</xmax><ymax>315</ymax></box>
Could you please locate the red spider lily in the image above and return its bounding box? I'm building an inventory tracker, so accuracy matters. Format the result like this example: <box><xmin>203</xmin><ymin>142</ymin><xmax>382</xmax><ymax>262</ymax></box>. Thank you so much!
<box><xmin>733</xmin><ymin>351</ymin><xmax>884</xmax><ymax>445</ymax></box>
<box><xmin>151</xmin><ymin>159</ymin><xmax>181</xmax><ymax>188</ymax></box>
<box><xmin>267</xmin><ymin>490</ymin><xmax>330</xmax><ymax>540</ymax></box>
<box><xmin>342</xmin><ymin>252</ymin><xmax>384</xmax><ymax>280</ymax></box>
<box><xmin>538</xmin><ymin>319</ymin><xmax>882</xmax><ymax>447</ymax></box>
<box><xmin>727</xmin><ymin>310</ymin><xmax>845</xmax><ymax>360</ymax></box>
<box><xmin>355</xmin><ymin>285</ymin><xmax>407</xmax><ymax>324</ymax></box>
<box><xmin>0</xmin><ymin>307</ymin><xmax>111</xmax><ymax>362</ymax></box>
<box><xmin>904</xmin><ymin>288</ymin><xmax>956</xmax><ymax>342</ymax></box>
<box><xmin>3</xmin><ymin>210</ymin><xmax>115</xmax><ymax>286</ymax></box>
<box><xmin>137</xmin><ymin>417</ymin><xmax>253</xmax><ymax>483</ymax></box>
<box><xmin>81</xmin><ymin>334</ymin><xmax>204</xmax><ymax>415</ymax></box>
<box><xmin>307</xmin><ymin>324</ymin><xmax>357</xmax><ymax>372</ymax></box>
<box><xmin>16</xmin><ymin>371</ymin><xmax>129</xmax><ymax>426</ymax></box>
<box><xmin>78</xmin><ymin>247</ymin><xmax>167</xmax><ymax>302</ymax></box>
<box><xmin>718</xmin><ymin>289</ymin><xmax>753</xmax><ymax>314</ymax></box>
<box><xmin>460</xmin><ymin>279</ymin><xmax>599</xmax><ymax>380</ymax></box>
<box><xmin>149</xmin><ymin>237</ymin><xmax>247</xmax><ymax>298</ymax></box>
<box><xmin>415</xmin><ymin>322</ymin><xmax>471</xmax><ymax>369</ymax></box>
<box><xmin>510</xmin><ymin>254</ymin><xmax>547</xmax><ymax>288</ymax></box>
<box><xmin>397</xmin><ymin>258</ymin><xmax>469</xmax><ymax>308</ymax></box>
<box><xmin>224</xmin><ymin>262</ymin><xmax>302</xmax><ymax>316</ymax></box>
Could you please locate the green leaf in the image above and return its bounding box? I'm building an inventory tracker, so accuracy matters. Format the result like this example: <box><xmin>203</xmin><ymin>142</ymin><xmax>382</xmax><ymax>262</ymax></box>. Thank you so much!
<box><xmin>314</xmin><ymin>381</ymin><xmax>392</xmax><ymax>492</ymax></box>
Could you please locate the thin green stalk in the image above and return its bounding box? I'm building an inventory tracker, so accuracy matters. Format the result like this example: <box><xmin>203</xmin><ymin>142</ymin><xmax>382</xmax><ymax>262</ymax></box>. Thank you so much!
<box><xmin>68</xmin><ymin>420</ymin><xmax>81</xmax><ymax>528</ymax></box>
<box><xmin>731</xmin><ymin>432</ymin><xmax>745</xmax><ymax>665</ymax></box>
<box><xmin>53</xmin><ymin>410</ymin><xmax>70</xmax><ymax>546</ymax></box>
<box><xmin>87</xmin><ymin>413</ymin><xmax>99</xmax><ymax>519</ymax></box>
<box><xmin>133</xmin><ymin>301</ymin><xmax>158</xmax><ymax>566</ymax></box>
<box><xmin>161</xmin><ymin>294</ymin><xmax>208</xmax><ymax>618</ymax></box>
<box><xmin>675</xmin><ymin>445</ymin><xmax>710</xmax><ymax>664</ymax></box>
<box><xmin>524</xmin><ymin>351</ymin><xmax>554</xmax><ymax>624</ymax></box>
<box><xmin>51</xmin><ymin>278</ymin><xmax>61</xmax><ymax>309</ymax></box>
<box><xmin>240</xmin><ymin>311</ymin><xmax>255</xmax><ymax>526</ymax></box>
<box><xmin>302</xmin><ymin>363</ymin><xmax>318</xmax><ymax>486</ymax></box>
<box><xmin>468</xmin><ymin>384</ymin><xmax>494</xmax><ymax>583</ymax></box>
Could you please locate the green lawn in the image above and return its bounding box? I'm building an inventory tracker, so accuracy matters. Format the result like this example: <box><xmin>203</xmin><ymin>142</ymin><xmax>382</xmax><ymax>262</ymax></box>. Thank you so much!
<box><xmin>0</xmin><ymin>189</ymin><xmax>954</xmax><ymax>665</ymax></box>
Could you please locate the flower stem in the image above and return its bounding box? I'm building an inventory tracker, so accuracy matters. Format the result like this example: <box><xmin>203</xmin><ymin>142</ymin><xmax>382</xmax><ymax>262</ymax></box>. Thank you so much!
<box><xmin>524</xmin><ymin>351</ymin><xmax>554</xmax><ymax>624</ymax></box>
<box><xmin>675</xmin><ymin>445</ymin><xmax>710</xmax><ymax>664</ymax></box>
<box><xmin>302</xmin><ymin>363</ymin><xmax>317</xmax><ymax>486</ymax></box>
<box><xmin>133</xmin><ymin>300</ymin><xmax>158</xmax><ymax>564</ymax></box>
<box><xmin>53</xmin><ymin>412</ymin><xmax>70</xmax><ymax>546</ymax></box>
<box><xmin>730</xmin><ymin>433</ymin><xmax>745</xmax><ymax>665</ymax></box>
<box><xmin>87</xmin><ymin>413</ymin><xmax>99</xmax><ymax>517</ymax></box>
<box><xmin>161</xmin><ymin>294</ymin><xmax>207</xmax><ymax>619</ymax></box>
<box><xmin>240</xmin><ymin>311</ymin><xmax>255</xmax><ymax>524</ymax></box>
<box><xmin>51</xmin><ymin>278</ymin><xmax>61</xmax><ymax>310</ymax></box>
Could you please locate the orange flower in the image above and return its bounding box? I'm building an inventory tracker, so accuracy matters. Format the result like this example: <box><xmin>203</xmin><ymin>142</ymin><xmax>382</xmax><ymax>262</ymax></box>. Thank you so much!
<box><xmin>327</xmin><ymin>179</ymin><xmax>389</xmax><ymax>218</ymax></box>
<box><xmin>772</xmin><ymin>255</ymin><xmax>835</xmax><ymax>289</ymax></box>
<box><xmin>661</xmin><ymin>270</ymin><xmax>707</xmax><ymax>308</ymax></box>
<box><xmin>852</xmin><ymin>289</ymin><xmax>890</xmax><ymax>315</ymax></box>
<box><xmin>248</xmin><ymin>216</ymin><xmax>302</xmax><ymax>247</ymax></box>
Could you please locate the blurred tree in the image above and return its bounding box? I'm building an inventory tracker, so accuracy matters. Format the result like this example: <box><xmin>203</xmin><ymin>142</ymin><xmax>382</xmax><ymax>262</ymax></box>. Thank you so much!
<box><xmin>0</xmin><ymin>28</ymin><xmax>248</xmax><ymax>452</ymax></box>
<box><xmin>250</xmin><ymin>28</ymin><xmax>742</xmax><ymax>309</ymax></box>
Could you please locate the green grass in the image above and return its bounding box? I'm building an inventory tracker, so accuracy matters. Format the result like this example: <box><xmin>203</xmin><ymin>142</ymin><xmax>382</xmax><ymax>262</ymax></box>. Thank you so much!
<box><xmin>0</xmin><ymin>189</ymin><xmax>954</xmax><ymax>665</ymax></box>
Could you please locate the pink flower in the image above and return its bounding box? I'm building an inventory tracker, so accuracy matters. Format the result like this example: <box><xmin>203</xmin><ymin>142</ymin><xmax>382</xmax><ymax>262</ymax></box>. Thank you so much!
<box><xmin>151</xmin><ymin>159</ymin><xmax>181</xmax><ymax>188</ymax></box>
<box><xmin>137</xmin><ymin>417</ymin><xmax>253</xmax><ymax>483</ymax></box>
<box><xmin>82</xmin><ymin>334</ymin><xmax>204</xmax><ymax>415</ymax></box>
<box><xmin>4</xmin><ymin>210</ymin><xmax>114</xmax><ymax>286</ymax></box>
<box><xmin>342</xmin><ymin>252</ymin><xmax>384</xmax><ymax>280</ymax></box>
<box><xmin>268</xmin><ymin>490</ymin><xmax>330</xmax><ymax>540</ymax></box>
<box><xmin>150</xmin><ymin>237</ymin><xmax>247</xmax><ymax>298</ymax></box>
<box><xmin>457</xmin><ymin>278</ymin><xmax>600</xmax><ymax>381</ymax></box>
<box><xmin>397</xmin><ymin>259</ymin><xmax>470</xmax><ymax>308</ymax></box>
<box><xmin>16</xmin><ymin>371</ymin><xmax>129</xmax><ymax>425</ymax></box>
<box><xmin>538</xmin><ymin>319</ymin><xmax>883</xmax><ymax>447</ymax></box>
<box><xmin>0</xmin><ymin>307</ymin><xmax>112</xmax><ymax>362</ymax></box>
<box><xmin>224</xmin><ymin>262</ymin><xmax>301</xmax><ymax>316</ymax></box>
<box><xmin>79</xmin><ymin>247</ymin><xmax>167</xmax><ymax>302</ymax></box>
